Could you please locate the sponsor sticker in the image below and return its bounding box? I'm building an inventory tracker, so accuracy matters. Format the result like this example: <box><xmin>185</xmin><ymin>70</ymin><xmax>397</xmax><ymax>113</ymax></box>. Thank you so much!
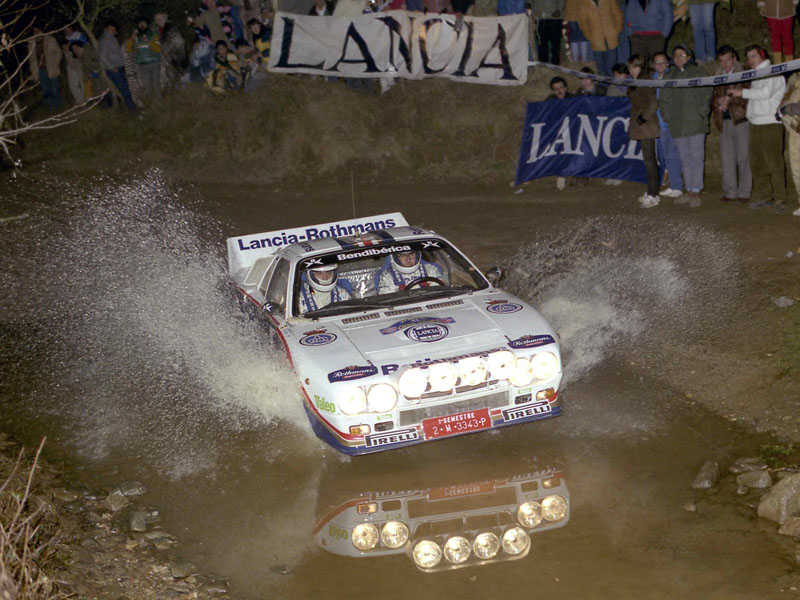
<box><xmin>501</xmin><ymin>400</ymin><xmax>552</xmax><ymax>422</ymax></box>
<box><xmin>380</xmin><ymin>316</ymin><xmax>455</xmax><ymax>335</ymax></box>
<box><xmin>327</xmin><ymin>365</ymin><xmax>379</xmax><ymax>383</ymax></box>
<box><xmin>336</xmin><ymin>244</ymin><xmax>411</xmax><ymax>262</ymax></box>
<box><xmin>406</xmin><ymin>324</ymin><xmax>449</xmax><ymax>343</ymax></box>
<box><xmin>364</xmin><ymin>428</ymin><xmax>420</xmax><ymax>448</ymax></box>
<box><xmin>485</xmin><ymin>300</ymin><xmax>523</xmax><ymax>314</ymax></box>
<box><xmin>428</xmin><ymin>480</ymin><xmax>496</xmax><ymax>500</ymax></box>
<box><xmin>314</xmin><ymin>394</ymin><xmax>336</xmax><ymax>413</ymax></box>
<box><xmin>300</xmin><ymin>329</ymin><xmax>338</xmax><ymax>346</ymax></box>
<box><xmin>508</xmin><ymin>334</ymin><xmax>555</xmax><ymax>349</ymax></box>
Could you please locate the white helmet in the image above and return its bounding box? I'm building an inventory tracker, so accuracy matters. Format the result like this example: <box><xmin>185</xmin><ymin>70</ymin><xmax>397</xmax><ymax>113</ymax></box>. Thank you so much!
<box><xmin>308</xmin><ymin>264</ymin><xmax>338</xmax><ymax>293</ymax></box>
<box><xmin>392</xmin><ymin>250</ymin><xmax>421</xmax><ymax>275</ymax></box>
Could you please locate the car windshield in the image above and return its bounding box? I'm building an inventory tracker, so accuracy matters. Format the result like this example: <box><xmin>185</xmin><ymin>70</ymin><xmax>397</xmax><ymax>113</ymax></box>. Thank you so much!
<box><xmin>293</xmin><ymin>238</ymin><xmax>489</xmax><ymax>318</ymax></box>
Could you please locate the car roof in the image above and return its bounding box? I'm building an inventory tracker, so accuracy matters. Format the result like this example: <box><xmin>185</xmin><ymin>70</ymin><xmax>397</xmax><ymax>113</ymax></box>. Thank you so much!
<box><xmin>276</xmin><ymin>226</ymin><xmax>440</xmax><ymax>262</ymax></box>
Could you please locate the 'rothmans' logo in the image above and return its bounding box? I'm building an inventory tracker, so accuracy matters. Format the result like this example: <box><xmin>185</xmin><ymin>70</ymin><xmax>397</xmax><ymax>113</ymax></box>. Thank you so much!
<box><xmin>379</xmin><ymin>317</ymin><xmax>455</xmax><ymax>336</ymax></box>
<box><xmin>327</xmin><ymin>365</ymin><xmax>379</xmax><ymax>383</ymax></box>
<box><xmin>508</xmin><ymin>334</ymin><xmax>555</xmax><ymax>349</ymax></box>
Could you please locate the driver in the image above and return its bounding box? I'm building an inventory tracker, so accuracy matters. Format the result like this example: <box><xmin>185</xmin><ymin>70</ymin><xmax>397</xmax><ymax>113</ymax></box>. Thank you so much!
<box><xmin>299</xmin><ymin>263</ymin><xmax>352</xmax><ymax>314</ymax></box>
<box><xmin>376</xmin><ymin>249</ymin><xmax>445</xmax><ymax>294</ymax></box>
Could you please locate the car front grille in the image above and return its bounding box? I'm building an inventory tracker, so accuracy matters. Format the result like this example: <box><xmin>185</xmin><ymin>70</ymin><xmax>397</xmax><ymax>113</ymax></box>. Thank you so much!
<box><xmin>398</xmin><ymin>391</ymin><xmax>509</xmax><ymax>426</ymax></box>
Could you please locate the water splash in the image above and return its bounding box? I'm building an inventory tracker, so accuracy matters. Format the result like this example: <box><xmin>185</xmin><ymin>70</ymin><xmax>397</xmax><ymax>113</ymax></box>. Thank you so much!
<box><xmin>0</xmin><ymin>170</ymin><xmax>315</xmax><ymax>477</ymax></box>
<box><xmin>504</xmin><ymin>214</ymin><xmax>741</xmax><ymax>384</ymax></box>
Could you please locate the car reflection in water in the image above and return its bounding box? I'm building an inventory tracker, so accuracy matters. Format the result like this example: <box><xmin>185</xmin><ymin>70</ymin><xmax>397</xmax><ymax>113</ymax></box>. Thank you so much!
<box><xmin>313</xmin><ymin>467</ymin><xmax>569</xmax><ymax>572</ymax></box>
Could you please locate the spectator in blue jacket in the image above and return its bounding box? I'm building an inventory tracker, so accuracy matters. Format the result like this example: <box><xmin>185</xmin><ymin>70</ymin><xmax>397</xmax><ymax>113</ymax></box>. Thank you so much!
<box><xmin>624</xmin><ymin>0</ymin><xmax>673</xmax><ymax>66</ymax></box>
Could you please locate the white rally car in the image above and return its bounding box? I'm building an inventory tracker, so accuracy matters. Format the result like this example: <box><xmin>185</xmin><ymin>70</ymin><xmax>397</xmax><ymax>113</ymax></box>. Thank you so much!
<box><xmin>227</xmin><ymin>213</ymin><xmax>562</xmax><ymax>455</ymax></box>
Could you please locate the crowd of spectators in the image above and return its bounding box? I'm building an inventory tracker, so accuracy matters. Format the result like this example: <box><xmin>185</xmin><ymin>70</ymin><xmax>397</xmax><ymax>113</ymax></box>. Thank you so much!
<box><xmin>22</xmin><ymin>0</ymin><xmax>800</xmax><ymax>215</ymax></box>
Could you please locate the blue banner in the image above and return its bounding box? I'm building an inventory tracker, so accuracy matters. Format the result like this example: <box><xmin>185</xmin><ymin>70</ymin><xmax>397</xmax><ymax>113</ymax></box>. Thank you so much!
<box><xmin>515</xmin><ymin>96</ymin><xmax>649</xmax><ymax>185</ymax></box>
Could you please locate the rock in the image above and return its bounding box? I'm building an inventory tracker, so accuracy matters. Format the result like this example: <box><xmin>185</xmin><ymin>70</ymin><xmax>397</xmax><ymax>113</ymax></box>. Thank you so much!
<box><xmin>729</xmin><ymin>457</ymin><xmax>768</xmax><ymax>474</ymax></box>
<box><xmin>692</xmin><ymin>461</ymin><xmax>720</xmax><ymax>489</ymax></box>
<box><xmin>144</xmin><ymin>507</ymin><xmax>160</xmax><ymax>523</ymax></box>
<box><xmin>684</xmin><ymin>500</ymin><xmax>697</xmax><ymax>512</ymax></box>
<box><xmin>129</xmin><ymin>511</ymin><xmax>147</xmax><ymax>533</ymax></box>
<box><xmin>758</xmin><ymin>473</ymin><xmax>800</xmax><ymax>524</ymax></box>
<box><xmin>778</xmin><ymin>517</ymin><xmax>800</xmax><ymax>537</ymax></box>
<box><xmin>774</xmin><ymin>296</ymin><xmax>796</xmax><ymax>308</ymax></box>
<box><xmin>52</xmin><ymin>488</ymin><xmax>79</xmax><ymax>502</ymax></box>
<box><xmin>106</xmin><ymin>492</ymin><xmax>130</xmax><ymax>512</ymax></box>
<box><xmin>270</xmin><ymin>564</ymin><xmax>291</xmax><ymax>574</ymax></box>
<box><xmin>737</xmin><ymin>470</ymin><xmax>772</xmax><ymax>489</ymax></box>
<box><xmin>81</xmin><ymin>537</ymin><xmax>100</xmax><ymax>550</ymax></box>
<box><xmin>736</xmin><ymin>485</ymin><xmax>749</xmax><ymax>495</ymax></box>
<box><xmin>201</xmin><ymin>580</ymin><xmax>230</xmax><ymax>595</ymax></box>
<box><xmin>119</xmin><ymin>480</ymin><xmax>148</xmax><ymax>497</ymax></box>
<box><xmin>144</xmin><ymin>530</ymin><xmax>175</xmax><ymax>542</ymax></box>
<box><xmin>170</xmin><ymin>563</ymin><xmax>198</xmax><ymax>579</ymax></box>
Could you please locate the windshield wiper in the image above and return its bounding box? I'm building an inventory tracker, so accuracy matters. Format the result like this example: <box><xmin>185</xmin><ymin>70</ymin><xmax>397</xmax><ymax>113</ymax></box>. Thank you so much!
<box><xmin>381</xmin><ymin>285</ymin><xmax>474</xmax><ymax>306</ymax></box>
<box><xmin>304</xmin><ymin>298</ymin><xmax>388</xmax><ymax>319</ymax></box>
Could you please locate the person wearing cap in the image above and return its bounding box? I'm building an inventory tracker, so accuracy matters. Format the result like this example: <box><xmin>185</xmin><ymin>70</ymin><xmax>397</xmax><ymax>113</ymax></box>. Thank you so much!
<box><xmin>299</xmin><ymin>264</ymin><xmax>352</xmax><ymax>314</ymax></box>
<box><xmin>376</xmin><ymin>250</ymin><xmax>445</xmax><ymax>294</ymax></box>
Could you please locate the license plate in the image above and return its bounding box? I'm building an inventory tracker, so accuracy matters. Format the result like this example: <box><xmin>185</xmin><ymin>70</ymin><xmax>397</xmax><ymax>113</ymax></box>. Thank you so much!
<box><xmin>423</xmin><ymin>408</ymin><xmax>491</xmax><ymax>440</ymax></box>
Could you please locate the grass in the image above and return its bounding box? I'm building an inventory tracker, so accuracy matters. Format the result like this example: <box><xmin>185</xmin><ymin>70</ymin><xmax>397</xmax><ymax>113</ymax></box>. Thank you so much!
<box><xmin>758</xmin><ymin>443</ymin><xmax>797</xmax><ymax>469</ymax></box>
<box><xmin>0</xmin><ymin>438</ymin><xmax>69</xmax><ymax>600</ymax></box>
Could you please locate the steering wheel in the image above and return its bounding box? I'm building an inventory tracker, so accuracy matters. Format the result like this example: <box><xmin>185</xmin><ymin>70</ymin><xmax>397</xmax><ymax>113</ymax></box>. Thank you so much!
<box><xmin>405</xmin><ymin>277</ymin><xmax>446</xmax><ymax>290</ymax></box>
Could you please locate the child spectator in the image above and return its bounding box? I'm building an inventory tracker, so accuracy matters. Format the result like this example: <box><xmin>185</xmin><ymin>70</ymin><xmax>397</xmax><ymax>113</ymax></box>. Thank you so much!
<box><xmin>206</xmin><ymin>39</ymin><xmax>242</xmax><ymax>93</ymax></box>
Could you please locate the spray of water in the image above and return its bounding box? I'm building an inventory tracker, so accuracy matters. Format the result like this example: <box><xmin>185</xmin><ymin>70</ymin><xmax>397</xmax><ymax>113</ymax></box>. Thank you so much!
<box><xmin>0</xmin><ymin>170</ymin><xmax>317</xmax><ymax>477</ymax></box>
<box><xmin>504</xmin><ymin>214</ymin><xmax>741</xmax><ymax>384</ymax></box>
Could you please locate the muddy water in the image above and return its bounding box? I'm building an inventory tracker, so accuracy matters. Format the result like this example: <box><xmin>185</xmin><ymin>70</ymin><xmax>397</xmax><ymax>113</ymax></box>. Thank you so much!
<box><xmin>0</xmin><ymin>171</ymin><xmax>796</xmax><ymax>598</ymax></box>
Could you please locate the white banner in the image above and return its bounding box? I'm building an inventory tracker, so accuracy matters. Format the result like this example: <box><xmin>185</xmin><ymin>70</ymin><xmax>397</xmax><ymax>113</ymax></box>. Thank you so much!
<box><xmin>268</xmin><ymin>11</ymin><xmax>528</xmax><ymax>85</ymax></box>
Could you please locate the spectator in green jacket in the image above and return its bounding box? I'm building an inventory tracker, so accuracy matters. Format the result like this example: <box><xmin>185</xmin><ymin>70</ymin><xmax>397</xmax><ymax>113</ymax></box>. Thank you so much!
<box><xmin>658</xmin><ymin>45</ymin><xmax>713</xmax><ymax>207</ymax></box>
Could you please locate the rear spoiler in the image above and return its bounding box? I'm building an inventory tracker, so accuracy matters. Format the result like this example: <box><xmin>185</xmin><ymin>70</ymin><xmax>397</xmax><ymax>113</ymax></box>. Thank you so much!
<box><xmin>226</xmin><ymin>212</ymin><xmax>409</xmax><ymax>279</ymax></box>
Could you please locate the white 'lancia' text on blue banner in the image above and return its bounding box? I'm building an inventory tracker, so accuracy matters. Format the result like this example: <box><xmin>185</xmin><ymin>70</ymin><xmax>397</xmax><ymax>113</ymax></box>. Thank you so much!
<box><xmin>268</xmin><ymin>11</ymin><xmax>528</xmax><ymax>85</ymax></box>
<box><xmin>515</xmin><ymin>96</ymin><xmax>652</xmax><ymax>185</ymax></box>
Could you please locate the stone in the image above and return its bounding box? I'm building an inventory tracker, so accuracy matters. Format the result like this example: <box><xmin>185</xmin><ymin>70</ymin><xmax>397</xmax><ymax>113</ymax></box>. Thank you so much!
<box><xmin>106</xmin><ymin>492</ymin><xmax>130</xmax><ymax>512</ymax></box>
<box><xmin>775</xmin><ymin>296</ymin><xmax>796</xmax><ymax>308</ymax></box>
<box><xmin>692</xmin><ymin>461</ymin><xmax>720</xmax><ymax>489</ymax></box>
<box><xmin>170</xmin><ymin>563</ymin><xmax>198</xmax><ymax>579</ymax></box>
<box><xmin>684</xmin><ymin>501</ymin><xmax>697</xmax><ymax>512</ymax></box>
<box><xmin>778</xmin><ymin>517</ymin><xmax>800</xmax><ymax>537</ymax></box>
<box><xmin>201</xmin><ymin>580</ymin><xmax>230</xmax><ymax>596</ymax></box>
<box><xmin>129</xmin><ymin>511</ymin><xmax>147</xmax><ymax>533</ymax></box>
<box><xmin>52</xmin><ymin>488</ymin><xmax>79</xmax><ymax>502</ymax></box>
<box><xmin>737</xmin><ymin>470</ymin><xmax>772</xmax><ymax>489</ymax></box>
<box><xmin>729</xmin><ymin>457</ymin><xmax>768</xmax><ymax>474</ymax></box>
<box><xmin>144</xmin><ymin>530</ymin><xmax>174</xmax><ymax>542</ymax></box>
<box><xmin>119</xmin><ymin>480</ymin><xmax>148</xmax><ymax>497</ymax></box>
<box><xmin>270</xmin><ymin>564</ymin><xmax>291</xmax><ymax>574</ymax></box>
<box><xmin>758</xmin><ymin>473</ymin><xmax>800</xmax><ymax>524</ymax></box>
<box><xmin>736</xmin><ymin>485</ymin><xmax>748</xmax><ymax>495</ymax></box>
<box><xmin>144</xmin><ymin>507</ymin><xmax>160</xmax><ymax>523</ymax></box>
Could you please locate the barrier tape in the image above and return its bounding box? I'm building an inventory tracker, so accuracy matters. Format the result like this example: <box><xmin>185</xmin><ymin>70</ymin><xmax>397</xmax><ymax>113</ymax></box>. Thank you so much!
<box><xmin>529</xmin><ymin>59</ymin><xmax>800</xmax><ymax>87</ymax></box>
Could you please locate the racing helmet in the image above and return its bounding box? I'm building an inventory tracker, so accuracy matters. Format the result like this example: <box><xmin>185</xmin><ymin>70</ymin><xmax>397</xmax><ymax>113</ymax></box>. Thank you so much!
<box><xmin>308</xmin><ymin>264</ymin><xmax>338</xmax><ymax>293</ymax></box>
<box><xmin>392</xmin><ymin>250</ymin><xmax>421</xmax><ymax>275</ymax></box>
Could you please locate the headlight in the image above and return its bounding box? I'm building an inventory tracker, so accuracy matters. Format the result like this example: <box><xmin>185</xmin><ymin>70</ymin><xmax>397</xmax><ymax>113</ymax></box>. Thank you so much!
<box><xmin>428</xmin><ymin>363</ymin><xmax>457</xmax><ymax>393</ymax></box>
<box><xmin>501</xmin><ymin>527</ymin><xmax>530</xmax><ymax>555</ymax></box>
<box><xmin>367</xmin><ymin>384</ymin><xmax>397</xmax><ymax>413</ymax></box>
<box><xmin>517</xmin><ymin>501</ymin><xmax>543</xmax><ymax>527</ymax></box>
<box><xmin>531</xmin><ymin>352</ymin><xmax>559</xmax><ymax>381</ymax></box>
<box><xmin>508</xmin><ymin>357</ymin><xmax>534</xmax><ymax>387</ymax></box>
<box><xmin>351</xmin><ymin>523</ymin><xmax>379</xmax><ymax>550</ymax></box>
<box><xmin>380</xmin><ymin>521</ymin><xmax>409</xmax><ymax>549</ymax></box>
<box><xmin>542</xmin><ymin>495</ymin><xmax>568</xmax><ymax>521</ymax></box>
<box><xmin>443</xmin><ymin>536</ymin><xmax>471</xmax><ymax>564</ymax></box>
<box><xmin>458</xmin><ymin>357</ymin><xmax>487</xmax><ymax>386</ymax></box>
<box><xmin>472</xmin><ymin>532</ymin><xmax>500</xmax><ymax>560</ymax></box>
<box><xmin>399</xmin><ymin>367</ymin><xmax>427</xmax><ymax>398</ymax></box>
<box><xmin>337</xmin><ymin>387</ymin><xmax>367</xmax><ymax>415</ymax></box>
<box><xmin>488</xmin><ymin>350</ymin><xmax>517</xmax><ymax>380</ymax></box>
<box><xmin>412</xmin><ymin>540</ymin><xmax>442</xmax><ymax>568</ymax></box>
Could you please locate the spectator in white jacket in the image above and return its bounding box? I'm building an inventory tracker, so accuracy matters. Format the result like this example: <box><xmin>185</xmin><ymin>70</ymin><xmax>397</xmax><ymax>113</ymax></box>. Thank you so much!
<box><xmin>729</xmin><ymin>44</ymin><xmax>788</xmax><ymax>212</ymax></box>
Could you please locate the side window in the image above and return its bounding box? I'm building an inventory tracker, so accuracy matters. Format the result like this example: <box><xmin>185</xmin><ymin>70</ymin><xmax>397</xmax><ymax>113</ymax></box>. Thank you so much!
<box><xmin>265</xmin><ymin>259</ymin><xmax>290</xmax><ymax>316</ymax></box>
<box><xmin>257</xmin><ymin>258</ymin><xmax>278</xmax><ymax>297</ymax></box>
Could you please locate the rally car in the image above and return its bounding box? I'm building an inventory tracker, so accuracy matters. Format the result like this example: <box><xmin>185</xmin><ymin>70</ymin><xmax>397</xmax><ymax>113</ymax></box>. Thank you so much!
<box><xmin>227</xmin><ymin>213</ymin><xmax>562</xmax><ymax>455</ymax></box>
<box><xmin>314</xmin><ymin>468</ymin><xmax>570</xmax><ymax>571</ymax></box>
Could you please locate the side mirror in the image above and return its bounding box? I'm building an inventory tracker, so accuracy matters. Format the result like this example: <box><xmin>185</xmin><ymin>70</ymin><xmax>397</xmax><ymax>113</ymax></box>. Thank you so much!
<box><xmin>485</xmin><ymin>266</ymin><xmax>506</xmax><ymax>287</ymax></box>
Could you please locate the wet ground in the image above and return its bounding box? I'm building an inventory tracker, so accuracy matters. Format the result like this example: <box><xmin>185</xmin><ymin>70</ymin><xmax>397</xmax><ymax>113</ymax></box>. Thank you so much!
<box><xmin>1</xmin><ymin>170</ymin><xmax>799</xmax><ymax>598</ymax></box>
